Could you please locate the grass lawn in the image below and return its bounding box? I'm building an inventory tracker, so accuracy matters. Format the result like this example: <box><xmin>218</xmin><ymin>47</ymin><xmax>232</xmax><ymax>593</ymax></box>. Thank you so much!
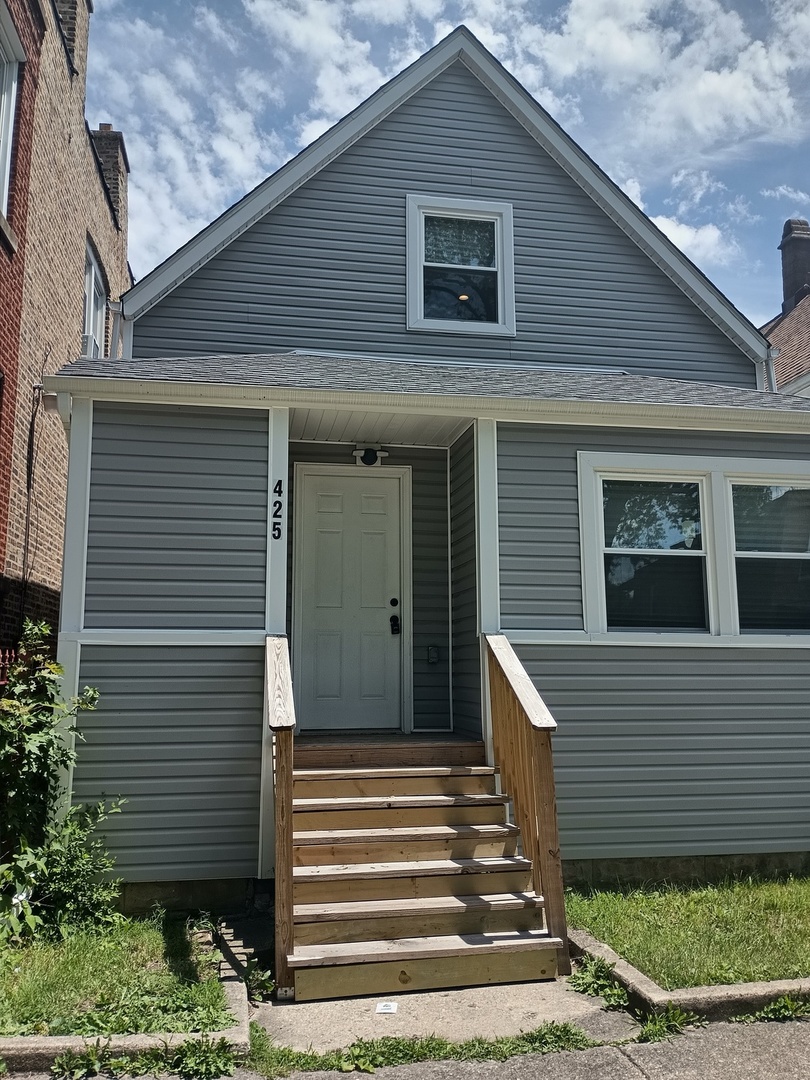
<box><xmin>566</xmin><ymin>876</ymin><xmax>810</xmax><ymax>990</ymax></box>
<box><xmin>0</xmin><ymin>914</ymin><xmax>233</xmax><ymax>1037</ymax></box>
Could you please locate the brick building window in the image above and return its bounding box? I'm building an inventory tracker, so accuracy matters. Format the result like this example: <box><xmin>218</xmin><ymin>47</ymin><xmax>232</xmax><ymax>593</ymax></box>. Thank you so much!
<box><xmin>0</xmin><ymin>3</ymin><xmax>24</xmax><ymax>219</ymax></box>
<box><xmin>82</xmin><ymin>246</ymin><xmax>106</xmax><ymax>356</ymax></box>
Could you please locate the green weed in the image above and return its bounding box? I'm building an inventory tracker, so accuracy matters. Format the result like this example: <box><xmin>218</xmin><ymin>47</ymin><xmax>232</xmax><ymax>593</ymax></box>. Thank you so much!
<box><xmin>51</xmin><ymin>1036</ymin><xmax>236</xmax><ymax>1080</ymax></box>
<box><xmin>636</xmin><ymin>1002</ymin><xmax>704</xmax><ymax>1043</ymax></box>
<box><xmin>731</xmin><ymin>994</ymin><xmax>810</xmax><ymax>1023</ymax></box>
<box><xmin>247</xmin><ymin>1019</ymin><xmax>595</xmax><ymax>1077</ymax></box>
<box><xmin>568</xmin><ymin>954</ymin><xmax>629</xmax><ymax>1010</ymax></box>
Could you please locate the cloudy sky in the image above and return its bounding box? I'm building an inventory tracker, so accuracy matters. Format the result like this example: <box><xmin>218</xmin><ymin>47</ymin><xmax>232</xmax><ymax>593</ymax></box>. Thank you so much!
<box><xmin>85</xmin><ymin>0</ymin><xmax>810</xmax><ymax>328</ymax></box>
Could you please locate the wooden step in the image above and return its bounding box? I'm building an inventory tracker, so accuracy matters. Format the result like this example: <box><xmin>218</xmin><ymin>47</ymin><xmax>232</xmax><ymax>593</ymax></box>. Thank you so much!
<box><xmin>293</xmin><ymin>892</ymin><xmax>546</xmax><ymax>945</ymax></box>
<box><xmin>292</xmin><ymin>856</ymin><xmax>533</xmax><ymax>903</ymax></box>
<box><xmin>291</xmin><ymin>944</ymin><xmax>559</xmax><ymax>1000</ymax></box>
<box><xmin>292</xmin><ymin>793</ymin><xmax>509</xmax><ymax>831</ymax></box>
<box><xmin>293</xmin><ymin>767</ymin><xmax>496</xmax><ymax>798</ymax></box>
<box><xmin>292</xmin><ymin>823</ymin><xmax>520</xmax><ymax>865</ymax></box>
<box><xmin>294</xmin><ymin>737</ymin><xmax>486</xmax><ymax>769</ymax></box>
<box><xmin>289</xmin><ymin>928</ymin><xmax>562</xmax><ymax>967</ymax></box>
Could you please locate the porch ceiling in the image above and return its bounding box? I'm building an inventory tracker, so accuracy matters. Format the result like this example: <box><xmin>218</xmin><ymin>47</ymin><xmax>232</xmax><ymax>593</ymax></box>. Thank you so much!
<box><xmin>289</xmin><ymin>407</ymin><xmax>471</xmax><ymax>447</ymax></box>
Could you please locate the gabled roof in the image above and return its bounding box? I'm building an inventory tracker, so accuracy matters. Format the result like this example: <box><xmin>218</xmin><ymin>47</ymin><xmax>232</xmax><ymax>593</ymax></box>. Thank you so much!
<box><xmin>122</xmin><ymin>26</ymin><xmax>768</xmax><ymax>367</ymax></box>
<box><xmin>761</xmin><ymin>292</ymin><xmax>810</xmax><ymax>389</ymax></box>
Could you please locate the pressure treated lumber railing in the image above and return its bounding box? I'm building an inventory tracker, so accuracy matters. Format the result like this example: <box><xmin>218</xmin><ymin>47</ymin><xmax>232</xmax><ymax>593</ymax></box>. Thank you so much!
<box><xmin>264</xmin><ymin>634</ymin><xmax>296</xmax><ymax>997</ymax></box>
<box><xmin>484</xmin><ymin>634</ymin><xmax>570</xmax><ymax>974</ymax></box>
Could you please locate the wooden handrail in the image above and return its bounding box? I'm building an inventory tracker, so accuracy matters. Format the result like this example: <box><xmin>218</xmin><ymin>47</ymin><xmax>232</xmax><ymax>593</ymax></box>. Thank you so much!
<box><xmin>264</xmin><ymin>635</ymin><xmax>296</xmax><ymax>997</ymax></box>
<box><xmin>484</xmin><ymin>634</ymin><xmax>570</xmax><ymax>974</ymax></box>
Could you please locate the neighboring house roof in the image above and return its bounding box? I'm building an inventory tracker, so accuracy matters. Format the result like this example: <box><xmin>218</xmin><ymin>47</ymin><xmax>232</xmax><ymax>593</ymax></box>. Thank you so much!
<box><xmin>120</xmin><ymin>27</ymin><xmax>767</xmax><ymax>369</ymax></box>
<box><xmin>761</xmin><ymin>291</ymin><xmax>810</xmax><ymax>391</ymax></box>
<box><xmin>49</xmin><ymin>352</ymin><xmax>810</xmax><ymax>430</ymax></box>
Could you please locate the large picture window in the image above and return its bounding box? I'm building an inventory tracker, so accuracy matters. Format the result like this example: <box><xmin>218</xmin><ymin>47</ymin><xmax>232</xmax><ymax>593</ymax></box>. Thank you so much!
<box><xmin>579</xmin><ymin>452</ymin><xmax>810</xmax><ymax>638</ymax></box>
<box><xmin>406</xmin><ymin>195</ymin><xmax>515</xmax><ymax>336</ymax></box>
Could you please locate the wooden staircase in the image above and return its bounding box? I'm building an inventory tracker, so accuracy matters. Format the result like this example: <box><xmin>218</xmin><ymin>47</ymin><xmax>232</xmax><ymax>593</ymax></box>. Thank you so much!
<box><xmin>266</xmin><ymin>636</ymin><xmax>570</xmax><ymax>1002</ymax></box>
<box><xmin>281</xmin><ymin>738</ymin><xmax>563</xmax><ymax>1000</ymax></box>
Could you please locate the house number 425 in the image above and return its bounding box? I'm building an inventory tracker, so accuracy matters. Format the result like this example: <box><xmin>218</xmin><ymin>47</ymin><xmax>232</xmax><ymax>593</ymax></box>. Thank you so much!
<box><xmin>271</xmin><ymin>479</ymin><xmax>284</xmax><ymax>540</ymax></box>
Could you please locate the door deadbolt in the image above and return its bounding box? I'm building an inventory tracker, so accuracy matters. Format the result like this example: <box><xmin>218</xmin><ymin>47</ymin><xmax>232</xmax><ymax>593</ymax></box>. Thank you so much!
<box><xmin>390</xmin><ymin>614</ymin><xmax>401</xmax><ymax>635</ymax></box>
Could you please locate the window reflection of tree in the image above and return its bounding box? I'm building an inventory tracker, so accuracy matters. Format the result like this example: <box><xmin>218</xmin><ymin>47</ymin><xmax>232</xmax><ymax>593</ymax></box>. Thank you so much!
<box><xmin>604</xmin><ymin>481</ymin><xmax>702</xmax><ymax>550</ymax></box>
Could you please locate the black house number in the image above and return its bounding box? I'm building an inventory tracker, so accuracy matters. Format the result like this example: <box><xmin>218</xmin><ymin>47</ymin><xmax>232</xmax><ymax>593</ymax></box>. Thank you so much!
<box><xmin>272</xmin><ymin>479</ymin><xmax>284</xmax><ymax>540</ymax></box>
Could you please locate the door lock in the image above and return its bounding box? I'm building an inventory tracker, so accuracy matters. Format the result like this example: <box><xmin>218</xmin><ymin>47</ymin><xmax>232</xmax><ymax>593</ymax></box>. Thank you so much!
<box><xmin>390</xmin><ymin>614</ymin><xmax>401</xmax><ymax>635</ymax></box>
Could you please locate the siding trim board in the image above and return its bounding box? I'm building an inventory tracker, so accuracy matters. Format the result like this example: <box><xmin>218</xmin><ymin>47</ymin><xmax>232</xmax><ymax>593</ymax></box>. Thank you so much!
<box><xmin>43</xmin><ymin>381</ymin><xmax>810</xmax><ymax>438</ymax></box>
<box><xmin>118</xmin><ymin>28</ymin><xmax>766</xmax><ymax>372</ymax></box>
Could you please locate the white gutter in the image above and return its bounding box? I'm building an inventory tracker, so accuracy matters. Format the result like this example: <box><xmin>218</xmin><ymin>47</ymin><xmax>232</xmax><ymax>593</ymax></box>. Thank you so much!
<box><xmin>41</xmin><ymin>374</ymin><xmax>810</xmax><ymax>437</ymax></box>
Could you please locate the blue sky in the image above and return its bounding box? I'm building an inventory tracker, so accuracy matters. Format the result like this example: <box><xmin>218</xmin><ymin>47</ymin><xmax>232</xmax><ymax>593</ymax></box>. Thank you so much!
<box><xmin>85</xmin><ymin>0</ymin><xmax>810</xmax><ymax>328</ymax></box>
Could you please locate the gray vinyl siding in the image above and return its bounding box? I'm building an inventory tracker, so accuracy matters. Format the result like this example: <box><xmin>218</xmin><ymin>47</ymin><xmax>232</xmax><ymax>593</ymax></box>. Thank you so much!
<box><xmin>133</xmin><ymin>63</ymin><xmax>754</xmax><ymax>388</ymax></box>
<box><xmin>85</xmin><ymin>403</ymin><xmax>268</xmax><ymax>629</ymax></box>
<box><xmin>74</xmin><ymin>646</ymin><xmax>264</xmax><ymax>881</ymax></box>
<box><xmin>516</xmin><ymin>645</ymin><xmax>810</xmax><ymax>859</ymax></box>
<box><xmin>450</xmin><ymin>427</ymin><xmax>481</xmax><ymax>737</ymax></box>
<box><xmin>498</xmin><ymin>423</ymin><xmax>810</xmax><ymax>630</ymax></box>
<box><xmin>287</xmin><ymin>444</ymin><xmax>451</xmax><ymax>729</ymax></box>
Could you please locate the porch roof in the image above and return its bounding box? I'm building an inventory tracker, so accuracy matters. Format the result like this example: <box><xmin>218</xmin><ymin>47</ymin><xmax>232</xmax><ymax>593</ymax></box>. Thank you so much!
<box><xmin>52</xmin><ymin>351</ymin><xmax>810</xmax><ymax>417</ymax></box>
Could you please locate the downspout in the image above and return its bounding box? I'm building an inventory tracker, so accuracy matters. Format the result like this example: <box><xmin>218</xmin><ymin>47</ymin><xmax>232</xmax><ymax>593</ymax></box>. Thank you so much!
<box><xmin>108</xmin><ymin>300</ymin><xmax>122</xmax><ymax>359</ymax></box>
<box><xmin>765</xmin><ymin>347</ymin><xmax>779</xmax><ymax>392</ymax></box>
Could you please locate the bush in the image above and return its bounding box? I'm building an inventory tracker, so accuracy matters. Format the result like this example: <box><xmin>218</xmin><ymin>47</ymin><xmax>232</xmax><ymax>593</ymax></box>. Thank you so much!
<box><xmin>0</xmin><ymin>620</ymin><xmax>116</xmax><ymax>945</ymax></box>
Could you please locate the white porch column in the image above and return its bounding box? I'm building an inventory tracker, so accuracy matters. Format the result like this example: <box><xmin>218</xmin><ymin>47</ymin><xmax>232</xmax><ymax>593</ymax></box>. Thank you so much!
<box><xmin>474</xmin><ymin>417</ymin><xmax>500</xmax><ymax>764</ymax></box>
<box><xmin>259</xmin><ymin>406</ymin><xmax>290</xmax><ymax>877</ymax></box>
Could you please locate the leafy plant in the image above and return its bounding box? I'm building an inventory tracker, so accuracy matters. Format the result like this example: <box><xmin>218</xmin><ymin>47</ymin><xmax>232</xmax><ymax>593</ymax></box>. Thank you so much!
<box><xmin>0</xmin><ymin>1056</ymin><xmax>7</xmax><ymax>1076</ymax></box>
<box><xmin>247</xmin><ymin>1020</ymin><xmax>596</xmax><ymax>1078</ymax></box>
<box><xmin>0</xmin><ymin>620</ymin><xmax>97</xmax><ymax>859</ymax></box>
<box><xmin>169</xmin><ymin>1035</ymin><xmax>236</xmax><ymax>1079</ymax></box>
<box><xmin>51</xmin><ymin>1037</ymin><xmax>236</xmax><ymax>1080</ymax></box>
<box><xmin>52</xmin><ymin>1041</ymin><xmax>109</xmax><ymax>1080</ymax></box>
<box><xmin>35</xmin><ymin>803</ymin><xmax>123</xmax><ymax>935</ymax></box>
<box><xmin>731</xmin><ymin>994</ymin><xmax>810</xmax><ymax>1024</ymax></box>
<box><xmin>243</xmin><ymin>957</ymin><xmax>275</xmax><ymax>1004</ymax></box>
<box><xmin>636</xmin><ymin>1002</ymin><xmax>704</xmax><ymax>1043</ymax></box>
<box><xmin>568</xmin><ymin>954</ymin><xmax>629</xmax><ymax>1010</ymax></box>
<box><xmin>0</xmin><ymin>621</ymin><xmax>120</xmax><ymax>945</ymax></box>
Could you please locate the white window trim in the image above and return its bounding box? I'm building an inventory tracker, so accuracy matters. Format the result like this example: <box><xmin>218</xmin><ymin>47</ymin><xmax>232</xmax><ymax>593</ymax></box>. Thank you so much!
<box><xmin>578</xmin><ymin>450</ymin><xmax>810</xmax><ymax>641</ymax></box>
<box><xmin>406</xmin><ymin>194</ymin><xmax>516</xmax><ymax>337</ymax></box>
<box><xmin>83</xmin><ymin>246</ymin><xmax>107</xmax><ymax>357</ymax></box>
<box><xmin>0</xmin><ymin>5</ymin><xmax>24</xmax><ymax>220</ymax></box>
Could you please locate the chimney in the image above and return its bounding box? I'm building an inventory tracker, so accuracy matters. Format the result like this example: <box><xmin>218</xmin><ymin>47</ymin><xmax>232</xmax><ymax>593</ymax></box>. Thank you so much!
<box><xmin>53</xmin><ymin>0</ymin><xmax>93</xmax><ymax>74</ymax></box>
<box><xmin>91</xmin><ymin>123</ymin><xmax>129</xmax><ymax>231</ymax></box>
<box><xmin>779</xmin><ymin>218</ymin><xmax>810</xmax><ymax>314</ymax></box>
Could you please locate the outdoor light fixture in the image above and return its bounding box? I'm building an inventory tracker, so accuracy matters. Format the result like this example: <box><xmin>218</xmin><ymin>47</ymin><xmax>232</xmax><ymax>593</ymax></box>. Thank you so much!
<box><xmin>353</xmin><ymin>445</ymin><xmax>389</xmax><ymax>467</ymax></box>
<box><xmin>458</xmin><ymin>293</ymin><xmax>469</xmax><ymax>301</ymax></box>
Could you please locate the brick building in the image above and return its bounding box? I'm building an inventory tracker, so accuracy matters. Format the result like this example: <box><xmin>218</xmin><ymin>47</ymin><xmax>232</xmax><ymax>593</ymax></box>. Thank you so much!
<box><xmin>0</xmin><ymin>0</ymin><xmax>129</xmax><ymax>641</ymax></box>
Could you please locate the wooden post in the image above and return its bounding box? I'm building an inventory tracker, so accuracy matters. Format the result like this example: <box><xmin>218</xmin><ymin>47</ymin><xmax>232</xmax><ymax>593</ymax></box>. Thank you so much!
<box><xmin>533</xmin><ymin>728</ymin><xmax>570</xmax><ymax>974</ymax></box>
<box><xmin>274</xmin><ymin>726</ymin><xmax>295</xmax><ymax>995</ymax></box>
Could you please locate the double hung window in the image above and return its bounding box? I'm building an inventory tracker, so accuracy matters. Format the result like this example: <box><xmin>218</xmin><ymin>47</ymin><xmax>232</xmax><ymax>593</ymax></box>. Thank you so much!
<box><xmin>83</xmin><ymin>247</ymin><xmax>107</xmax><ymax>357</ymax></box>
<box><xmin>580</xmin><ymin>452</ymin><xmax>810</xmax><ymax>637</ymax></box>
<box><xmin>406</xmin><ymin>195</ymin><xmax>515</xmax><ymax>335</ymax></box>
<box><xmin>0</xmin><ymin>4</ymin><xmax>24</xmax><ymax>220</ymax></box>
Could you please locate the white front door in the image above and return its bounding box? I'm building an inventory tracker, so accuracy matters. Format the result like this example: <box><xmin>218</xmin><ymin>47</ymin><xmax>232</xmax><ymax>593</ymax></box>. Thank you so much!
<box><xmin>294</xmin><ymin>466</ymin><xmax>409</xmax><ymax>730</ymax></box>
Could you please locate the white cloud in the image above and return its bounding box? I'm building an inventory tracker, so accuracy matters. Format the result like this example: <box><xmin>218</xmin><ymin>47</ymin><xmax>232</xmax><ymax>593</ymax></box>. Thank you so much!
<box><xmin>194</xmin><ymin>6</ymin><xmax>240</xmax><ymax>53</ymax></box>
<box><xmin>620</xmin><ymin>177</ymin><xmax>645</xmax><ymax>210</ymax></box>
<box><xmin>670</xmin><ymin>169</ymin><xmax>726</xmax><ymax>216</ymax></box>
<box><xmin>651</xmin><ymin>215</ymin><xmax>741</xmax><ymax>267</ymax></box>
<box><xmin>761</xmin><ymin>185</ymin><xmax>810</xmax><ymax>204</ymax></box>
<box><xmin>725</xmin><ymin>195</ymin><xmax>761</xmax><ymax>225</ymax></box>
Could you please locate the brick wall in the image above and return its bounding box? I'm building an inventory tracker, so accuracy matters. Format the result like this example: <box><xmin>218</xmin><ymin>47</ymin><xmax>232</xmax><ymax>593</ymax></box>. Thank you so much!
<box><xmin>0</xmin><ymin>0</ymin><xmax>45</xmax><ymax>623</ymax></box>
<box><xmin>0</xmin><ymin>0</ymin><xmax>129</xmax><ymax>641</ymax></box>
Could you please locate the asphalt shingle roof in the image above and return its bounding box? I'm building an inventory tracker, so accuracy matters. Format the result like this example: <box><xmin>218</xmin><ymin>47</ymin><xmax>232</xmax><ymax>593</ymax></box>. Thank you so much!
<box><xmin>54</xmin><ymin>351</ymin><xmax>810</xmax><ymax>415</ymax></box>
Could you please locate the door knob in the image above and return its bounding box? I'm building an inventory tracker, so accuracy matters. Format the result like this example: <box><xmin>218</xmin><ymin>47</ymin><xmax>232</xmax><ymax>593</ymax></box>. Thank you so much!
<box><xmin>390</xmin><ymin>614</ymin><xmax>401</xmax><ymax>635</ymax></box>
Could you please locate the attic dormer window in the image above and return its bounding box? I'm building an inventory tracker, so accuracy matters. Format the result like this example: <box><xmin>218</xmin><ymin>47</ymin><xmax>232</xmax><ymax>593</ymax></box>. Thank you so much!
<box><xmin>406</xmin><ymin>195</ymin><xmax>515</xmax><ymax>336</ymax></box>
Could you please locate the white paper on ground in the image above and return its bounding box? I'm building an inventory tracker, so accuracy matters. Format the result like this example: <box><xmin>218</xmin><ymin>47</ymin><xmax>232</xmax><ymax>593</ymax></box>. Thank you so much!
<box><xmin>376</xmin><ymin>1002</ymin><xmax>398</xmax><ymax>1014</ymax></box>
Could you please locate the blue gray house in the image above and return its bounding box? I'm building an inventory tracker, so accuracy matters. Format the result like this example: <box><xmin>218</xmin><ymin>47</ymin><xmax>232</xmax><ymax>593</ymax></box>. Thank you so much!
<box><xmin>46</xmin><ymin>28</ymin><xmax>810</xmax><ymax>999</ymax></box>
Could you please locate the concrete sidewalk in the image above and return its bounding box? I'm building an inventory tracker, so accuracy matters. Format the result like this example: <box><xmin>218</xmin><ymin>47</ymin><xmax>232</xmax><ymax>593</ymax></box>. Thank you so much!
<box><xmin>241</xmin><ymin>1021</ymin><xmax>810</xmax><ymax>1080</ymax></box>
